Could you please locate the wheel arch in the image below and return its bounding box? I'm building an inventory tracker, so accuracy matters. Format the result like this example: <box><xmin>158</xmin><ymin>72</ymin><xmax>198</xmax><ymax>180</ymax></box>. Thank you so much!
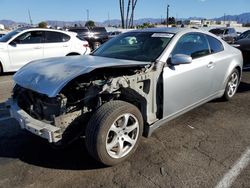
<box><xmin>116</xmin><ymin>88</ymin><xmax>148</xmax><ymax>133</ymax></box>
<box><xmin>0</xmin><ymin>60</ymin><xmax>4</xmax><ymax>74</ymax></box>
<box><xmin>66</xmin><ymin>52</ymin><xmax>81</xmax><ymax>56</ymax></box>
<box><xmin>222</xmin><ymin>59</ymin><xmax>242</xmax><ymax>90</ymax></box>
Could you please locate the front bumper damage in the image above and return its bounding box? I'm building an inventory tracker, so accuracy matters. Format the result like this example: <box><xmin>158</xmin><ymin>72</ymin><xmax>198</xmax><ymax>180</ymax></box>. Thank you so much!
<box><xmin>6</xmin><ymin>99</ymin><xmax>62</xmax><ymax>143</ymax></box>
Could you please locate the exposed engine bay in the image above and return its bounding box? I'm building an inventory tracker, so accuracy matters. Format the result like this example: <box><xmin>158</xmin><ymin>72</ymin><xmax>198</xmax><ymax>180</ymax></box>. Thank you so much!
<box><xmin>12</xmin><ymin>66</ymin><xmax>161</xmax><ymax>140</ymax></box>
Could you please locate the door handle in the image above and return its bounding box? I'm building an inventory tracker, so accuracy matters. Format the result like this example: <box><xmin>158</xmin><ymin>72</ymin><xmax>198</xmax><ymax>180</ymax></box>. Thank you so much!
<box><xmin>207</xmin><ymin>62</ymin><xmax>215</xmax><ymax>68</ymax></box>
<box><xmin>63</xmin><ymin>45</ymin><xmax>69</xmax><ymax>47</ymax></box>
<box><xmin>34</xmin><ymin>46</ymin><xmax>42</xmax><ymax>49</ymax></box>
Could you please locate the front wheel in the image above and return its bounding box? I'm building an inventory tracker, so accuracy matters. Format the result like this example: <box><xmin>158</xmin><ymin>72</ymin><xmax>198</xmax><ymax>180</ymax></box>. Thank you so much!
<box><xmin>222</xmin><ymin>69</ymin><xmax>240</xmax><ymax>101</ymax></box>
<box><xmin>85</xmin><ymin>101</ymin><xmax>143</xmax><ymax>166</ymax></box>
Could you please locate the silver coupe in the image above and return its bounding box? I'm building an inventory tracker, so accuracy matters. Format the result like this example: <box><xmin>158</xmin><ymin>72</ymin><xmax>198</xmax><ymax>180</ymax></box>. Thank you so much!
<box><xmin>7</xmin><ymin>28</ymin><xmax>243</xmax><ymax>165</ymax></box>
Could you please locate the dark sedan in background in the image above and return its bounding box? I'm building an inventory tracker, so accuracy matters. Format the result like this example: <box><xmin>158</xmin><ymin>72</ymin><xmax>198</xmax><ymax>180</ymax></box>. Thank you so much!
<box><xmin>232</xmin><ymin>30</ymin><xmax>250</xmax><ymax>66</ymax></box>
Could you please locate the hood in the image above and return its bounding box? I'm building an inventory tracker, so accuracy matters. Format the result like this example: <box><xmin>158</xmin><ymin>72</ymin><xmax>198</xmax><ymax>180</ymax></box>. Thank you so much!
<box><xmin>13</xmin><ymin>55</ymin><xmax>149</xmax><ymax>97</ymax></box>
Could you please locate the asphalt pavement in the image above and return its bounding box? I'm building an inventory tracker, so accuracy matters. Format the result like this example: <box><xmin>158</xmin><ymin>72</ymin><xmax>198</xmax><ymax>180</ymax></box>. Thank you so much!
<box><xmin>0</xmin><ymin>70</ymin><xmax>249</xmax><ymax>188</ymax></box>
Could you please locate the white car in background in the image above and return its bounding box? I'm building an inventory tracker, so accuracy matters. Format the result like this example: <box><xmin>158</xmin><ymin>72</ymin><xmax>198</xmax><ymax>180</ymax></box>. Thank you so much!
<box><xmin>0</xmin><ymin>27</ymin><xmax>91</xmax><ymax>74</ymax></box>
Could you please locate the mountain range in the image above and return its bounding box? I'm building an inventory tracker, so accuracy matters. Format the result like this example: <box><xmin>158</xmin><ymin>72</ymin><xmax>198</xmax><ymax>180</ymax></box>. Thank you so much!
<box><xmin>1</xmin><ymin>12</ymin><xmax>250</xmax><ymax>28</ymax></box>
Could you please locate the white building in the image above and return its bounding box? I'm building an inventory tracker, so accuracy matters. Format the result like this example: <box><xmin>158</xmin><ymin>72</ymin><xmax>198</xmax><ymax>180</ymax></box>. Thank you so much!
<box><xmin>0</xmin><ymin>24</ymin><xmax>5</xmax><ymax>30</ymax></box>
<box><xmin>184</xmin><ymin>20</ymin><xmax>202</xmax><ymax>26</ymax></box>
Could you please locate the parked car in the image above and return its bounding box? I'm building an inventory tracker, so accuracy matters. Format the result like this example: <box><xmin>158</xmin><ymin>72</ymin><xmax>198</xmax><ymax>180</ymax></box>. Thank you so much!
<box><xmin>7</xmin><ymin>28</ymin><xmax>243</xmax><ymax>165</ymax></box>
<box><xmin>108</xmin><ymin>31</ymin><xmax>122</xmax><ymax>39</ymax></box>
<box><xmin>68</xmin><ymin>27</ymin><xmax>109</xmax><ymax>50</ymax></box>
<box><xmin>0</xmin><ymin>27</ymin><xmax>91</xmax><ymax>74</ymax></box>
<box><xmin>236</xmin><ymin>32</ymin><xmax>242</xmax><ymax>37</ymax></box>
<box><xmin>209</xmin><ymin>27</ymin><xmax>237</xmax><ymax>44</ymax></box>
<box><xmin>232</xmin><ymin>32</ymin><xmax>250</xmax><ymax>66</ymax></box>
<box><xmin>236</xmin><ymin>30</ymin><xmax>250</xmax><ymax>41</ymax></box>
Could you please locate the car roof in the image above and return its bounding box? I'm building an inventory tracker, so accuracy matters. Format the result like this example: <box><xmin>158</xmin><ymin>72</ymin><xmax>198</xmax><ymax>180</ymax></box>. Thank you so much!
<box><xmin>15</xmin><ymin>27</ymin><xmax>76</xmax><ymax>36</ymax></box>
<box><xmin>129</xmin><ymin>27</ymin><xmax>206</xmax><ymax>35</ymax></box>
<box><xmin>133</xmin><ymin>27</ymin><xmax>189</xmax><ymax>34</ymax></box>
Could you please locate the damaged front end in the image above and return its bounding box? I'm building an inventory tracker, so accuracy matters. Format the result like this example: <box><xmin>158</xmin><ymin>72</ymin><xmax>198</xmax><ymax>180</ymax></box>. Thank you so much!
<box><xmin>8</xmin><ymin>64</ymin><xmax>160</xmax><ymax>144</ymax></box>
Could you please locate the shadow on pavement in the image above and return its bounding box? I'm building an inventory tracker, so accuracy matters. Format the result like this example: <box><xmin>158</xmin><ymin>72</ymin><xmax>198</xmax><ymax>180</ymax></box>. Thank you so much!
<box><xmin>0</xmin><ymin>117</ymin><xmax>106</xmax><ymax>170</ymax></box>
<box><xmin>238</xmin><ymin>81</ymin><xmax>250</xmax><ymax>93</ymax></box>
<box><xmin>0</xmin><ymin>72</ymin><xmax>15</xmax><ymax>76</ymax></box>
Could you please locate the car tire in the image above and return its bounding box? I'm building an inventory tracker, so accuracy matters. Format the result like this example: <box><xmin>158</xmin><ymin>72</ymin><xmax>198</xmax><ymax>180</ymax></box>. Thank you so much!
<box><xmin>0</xmin><ymin>63</ymin><xmax>3</xmax><ymax>75</ymax></box>
<box><xmin>222</xmin><ymin>69</ymin><xmax>240</xmax><ymax>101</ymax></box>
<box><xmin>92</xmin><ymin>42</ymin><xmax>101</xmax><ymax>50</ymax></box>
<box><xmin>85</xmin><ymin>100</ymin><xmax>143</xmax><ymax>166</ymax></box>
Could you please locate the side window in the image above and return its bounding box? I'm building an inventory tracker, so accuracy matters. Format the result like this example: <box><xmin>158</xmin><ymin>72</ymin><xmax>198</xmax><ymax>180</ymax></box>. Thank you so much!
<box><xmin>171</xmin><ymin>33</ymin><xmax>210</xmax><ymax>59</ymax></box>
<box><xmin>45</xmin><ymin>31</ymin><xmax>70</xmax><ymax>43</ymax></box>
<box><xmin>62</xmin><ymin>34</ymin><xmax>70</xmax><ymax>42</ymax></box>
<box><xmin>13</xmin><ymin>31</ymin><xmax>43</xmax><ymax>44</ymax></box>
<box><xmin>206</xmin><ymin>35</ymin><xmax>224</xmax><ymax>53</ymax></box>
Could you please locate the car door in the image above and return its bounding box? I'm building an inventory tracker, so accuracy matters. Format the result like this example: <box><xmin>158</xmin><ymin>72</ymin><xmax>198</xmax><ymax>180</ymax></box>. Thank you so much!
<box><xmin>205</xmin><ymin>34</ymin><xmax>228</xmax><ymax>92</ymax></box>
<box><xmin>43</xmin><ymin>31</ymin><xmax>71</xmax><ymax>58</ymax></box>
<box><xmin>8</xmin><ymin>30</ymin><xmax>44</xmax><ymax>69</ymax></box>
<box><xmin>162</xmin><ymin>33</ymin><xmax>215</xmax><ymax>118</ymax></box>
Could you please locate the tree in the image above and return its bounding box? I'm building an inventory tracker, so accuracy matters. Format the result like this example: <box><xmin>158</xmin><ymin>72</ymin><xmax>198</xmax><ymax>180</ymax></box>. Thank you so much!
<box><xmin>119</xmin><ymin>0</ymin><xmax>138</xmax><ymax>28</ymax></box>
<box><xmin>119</xmin><ymin>0</ymin><xmax>125</xmax><ymax>28</ymax></box>
<box><xmin>137</xmin><ymin>22</ymin><xmax>155</xmax><ymax>29</ymax></box>
<box><xmin>125</xmin><ymin>0</ymin><xmax>131</xmax><ymax>28</ymax></box>
<box><xmin>243</xmin><ymin>23</ymin><xmax>250</xmax><ymax>27</ymax></box>
<box><xmin>129</xmin><ymin>0</ymin><xmax>137</xmax><ymax>28</ymax></box>
<box><xmin>168</xmin><ymin>17</ymin><xmax>176</xmax><ymax>25</ymax></box>
<box><xmin>38</xmin><ymin>21</ymin><xmax>48</xmax><ymax>28</ymax></box>
<box><xmin>85</xmin><ymin>20</ymin><xmax>95</xmax><ymax>27</ymax></box>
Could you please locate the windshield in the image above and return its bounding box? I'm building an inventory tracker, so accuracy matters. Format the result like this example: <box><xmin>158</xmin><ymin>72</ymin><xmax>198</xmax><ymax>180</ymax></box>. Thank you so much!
<box><xmin>93</xmin><ymin>32</ymin><xmax>174</xmax><ymax>62</ymax></box>
<box><xmin>0</xmin><ymin>29</ymin><xmax>23</xmax><ymax>42</ymax></box>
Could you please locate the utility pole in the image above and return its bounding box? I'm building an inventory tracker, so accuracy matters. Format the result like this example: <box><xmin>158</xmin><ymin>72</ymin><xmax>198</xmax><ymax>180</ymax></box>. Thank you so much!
<box><xmin>223</xmin><ymin>13</ymin><xmax>226</xmax><ymax>25</ymax></box>
<box><xmin>108</xmin><ymin>12</ymin><xmax>111</xmax><ymax>26</ymax></box>
<box><xmin>86</xmin><ymin>9</ymin><xmax>89</xmax><ymax>21</ymax></box>
<box><xmin>166</xmin><ymin>4</ymin><xmax>170</xmax><ymax>27</ymax></box>
<box><xmin>28</xmin><ymin>10</ymin><xmax>33</xmax><ymax>26</ymax></box>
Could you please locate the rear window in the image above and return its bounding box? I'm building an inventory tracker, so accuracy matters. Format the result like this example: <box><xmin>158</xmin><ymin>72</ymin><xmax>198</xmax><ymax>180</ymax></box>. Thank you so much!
<box><xmin>209</xmin><ymin>29</ymin><xmax>225</xmax><ymax>35</ymax></box>
<box><xmin>206</xmin><ymin>35</ymin><xmax>224</xmax><ymax>53</ymax></box>
<box><xmin>45</xmin><ymin>31</ymin><xmax>70</xmax><ymax>43</ymax></box>
<box><xmin>69</xmin><ymin>28</ymin><xmax>89</xmax><ymax>33</ymax></box>
<box><xmin>91</xmin><ymin>27</ymin><xmax>107</xmax><ymax>33</ymax></box>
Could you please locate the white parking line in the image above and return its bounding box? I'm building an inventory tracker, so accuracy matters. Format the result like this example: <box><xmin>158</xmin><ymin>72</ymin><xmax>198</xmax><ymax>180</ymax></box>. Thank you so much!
<box><xmin>215</xmin><ymin>147</ymin><xmax>250</xmax><ymax>188</ymax></box>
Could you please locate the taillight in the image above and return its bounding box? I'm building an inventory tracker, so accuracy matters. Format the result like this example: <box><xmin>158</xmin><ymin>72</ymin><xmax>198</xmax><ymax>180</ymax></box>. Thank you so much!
<box><xmin>83</xmin><ymin>44</ymin><xmax>89</xmax><ymax>48</ymax></box>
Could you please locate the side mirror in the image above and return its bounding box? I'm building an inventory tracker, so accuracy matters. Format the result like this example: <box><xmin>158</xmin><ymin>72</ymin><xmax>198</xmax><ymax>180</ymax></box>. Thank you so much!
<box><xmin>170</xmin><ymin>54</ymin><xmax>192</xmax><ymax>65</ymax></box>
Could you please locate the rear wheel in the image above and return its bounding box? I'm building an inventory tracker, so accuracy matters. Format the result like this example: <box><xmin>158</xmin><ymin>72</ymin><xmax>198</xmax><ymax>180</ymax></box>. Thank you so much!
<box><xmin>85</xmin><ymin>101</ymin><xmax>143</xmax><ymax>166</ymax></box>
<box><xmin>222</xmin><ymin>69</ymin><xmax>240</xmax><ymax>101</ymax></box>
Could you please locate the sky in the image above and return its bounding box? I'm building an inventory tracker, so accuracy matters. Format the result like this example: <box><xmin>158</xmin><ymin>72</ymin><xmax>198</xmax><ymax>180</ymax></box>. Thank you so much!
<box><xmin>0</xmin><ymin>0</ymin><xmax>249</xmax><ymax>23</ymax></box>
